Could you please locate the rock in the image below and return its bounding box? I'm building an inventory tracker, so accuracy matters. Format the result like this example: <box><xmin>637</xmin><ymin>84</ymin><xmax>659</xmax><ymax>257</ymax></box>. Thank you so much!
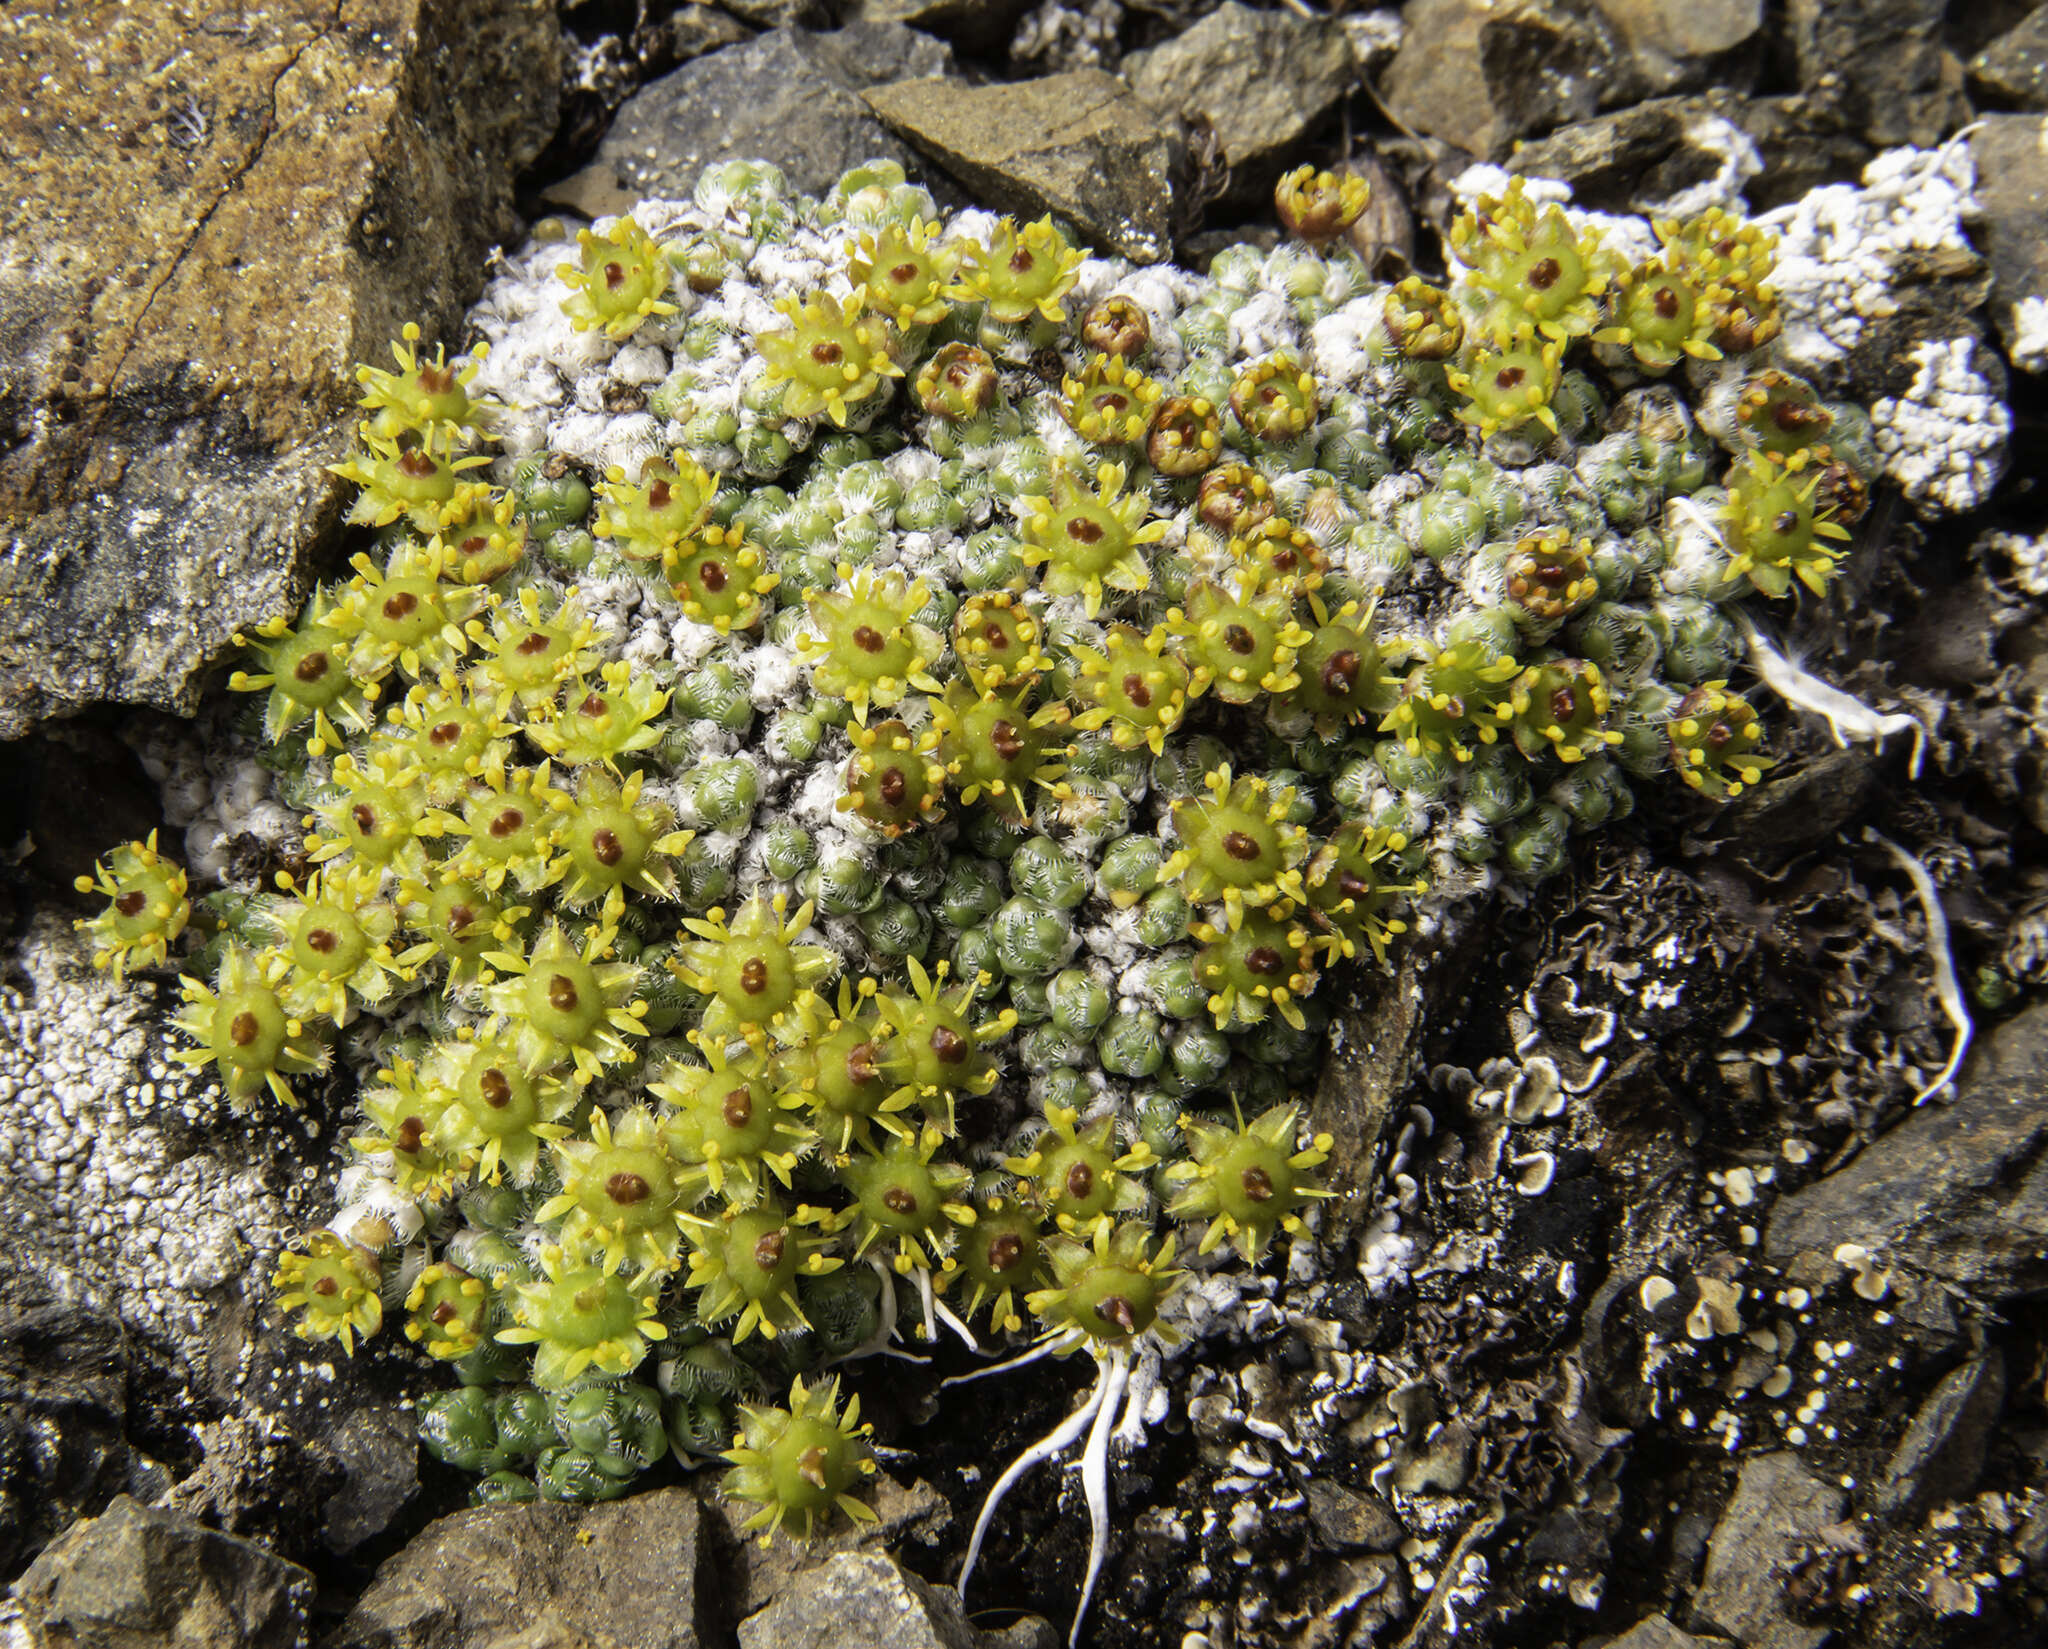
<box><xmin>10</xmin><ymin>1495</ymin><xmax>313</xmax><ymax>1649</ymax></box>
<box><xmin>0</xmin><ymin>1293</ymin><xmax>129</xmax><ymax>1573</ymax></box>
<box><xmin>1608</xmin><ymin>1615</ymin><xmax>1732</xmax><ymax>1649</ymax></box>
<box><xmin>1309</xmin><ymin>960</ymin><xmax>1428</xmax><ymax>1237</ymax></box>
<box><xmin>705</xmin><ymin>1473</ymin><xmax>950</xmax><ymax>1620</ymax></box>
<box><xmin>1764</xmin><ymin>1002</ymin><xmax>2048</xmax><ymax>1298</ymax></box>
<box><xmin>1875</xmin><ymin>1351</ymin><xmax>2007</xmax><ymax>1518</ymax></box>
<box><xmin>1509</xmin><ymin>96</ymin><xmax>1758</xmax><ymax>214</ymax></box>
<box><xmin>1589</xmin><ymin>0</ymin><xmax>1760</xmax><ymax>90</ymax></box>
<box><xmin>544</xmin><ymin>25</ymin><xmax>957</xmax><ymax>218</ymax></box>
<box><xmin>1721</xmin><ymin>748</ymin><xmax>1882</xmax><ymax>871</ymax></box>
<box><xmin>1968</xmin><ymin>116</ymin><xmax>2048</xmax><ymax>375</ymax></box>
<box><xmin>1971</xmin><ymin>8</ymin><xmax>2048</xmax><ymax>110</ymax></box>
<box><xmin>1380</xmin><ymin>0</ymin><xmax>1636</xmax><ymax>160</ymax></box>
<box><xmin>0</xmin><ymin>0</ymin><xmax>561</xmax><ymax>740</ymax></box>
<box><xmin>737</xmin><ymin>1551</ymin><xmax>1053</xmax><ymax>1649</ymax></box>
<box><xmin>316</xmin><ymin>1404</ymin><xmax>419</xmax><ymax>1555</ymax></box>
<box><xmin>865</xmin><ymin>71</ymin><xmax>1180</xmax><ymax>262</ymax></box>
<box><xmin>1691</xmin><ymin>1453</ymin><xmax>1845</xmax><ymax>1649</ymax></box>
<box><xmin>1783</xmin><ymin>0</ymin><xmax>1968</xmax><ymax>149</ymax></box>
<box><xmin>838</xmin><ymin>0</ymin><xmax>1037</xmax><ymax>53</ymax></box>
<box><xmin>719</xmin><ymin>0</ymin><xmax>829</xmax><ymax>27</ymax></box>
<box><xmin>1719</xmin><ymin>94</ymin><xmax>1874</xmax><ymax>210</ymax></box>
<box><xmin>333</xmin><ymin>1487</ymin><xmax>715</xmax><ymax>1649</ymax></box>
<box><xmin>1341</xmin><ymin>151</ymin><xmax>1417</xmax><ymax>279</ymax></box>
<box><xmin>1119</xmin><ymin>2</ymin><xmax>1355</xmax><ymax>190</ymax></box>
<box><xmin>1304</xmin><ymin>1478</ymin><xmax>1402</xmax><ymax>1551</ymax></box>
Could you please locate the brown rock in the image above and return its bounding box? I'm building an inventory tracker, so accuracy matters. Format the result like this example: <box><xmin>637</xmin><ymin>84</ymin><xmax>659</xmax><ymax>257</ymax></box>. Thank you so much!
<box><xmin>705</xmin><ymin>1473</ymin><xmax>950</xmax><ymax>1621</ymax></box>
<box><xmin>331</xmin><ymin>1487</ymin><xmax>716</xmax><ymax>1649</ymax></box>
<box><xmin>864</xmin><ymin>71</ymin><xmax>1180</xmax><ymax>262</ymax></box>
<box><xmin>11</xmin><ymin>1494</ymin><xmax>313</xmax><ymax>1649</ymax></box>
<box><xmin>1971</xmin><ymin>7</ymin><xmax>2048</xmax><ymax>111</ymax></box>
<box><xmin>0</xmin><ymin>0</ymin><xmax>560</xmax><ymax>738</ymax></box>
<box><xmin>1120</xmin><ymin>2</ymin><xmax>1355</xmax><ymax>191</ymax></box>
<box><xmin>838</xmin><ymin>0</ymin><xmax>1037</xmax><ymax>53</ymax></box>
<box><xmin>736</xmin><ymin>1552</ymin><xmax>1053</xmax><ymax>1649</ymax></box>
<box><xmin>1381</xmin><ymin>0</ymin><xmax>1636</xmax><ymax>159</ymax></box>
<box><xmin>1969</xmin><ymin>116</ymin><xmax>2048</xmax><ymax>374</ymax></box>
<box><xmin>1783</xmin><ymin>0</ymin><xmax>1968</xmax><ymax>149</ymax></box>
<box><xmin>1589</xmin><ymin>0</ymin><xmax>1761</xmax><ymax>92</ymax></box>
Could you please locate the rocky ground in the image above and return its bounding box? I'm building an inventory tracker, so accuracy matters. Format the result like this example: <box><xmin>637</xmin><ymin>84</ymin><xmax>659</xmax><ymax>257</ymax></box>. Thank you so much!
<box><xmin>4</xmin><ymin>1</ymin><xmax>2048</xmax><ymax>1646</ymax></box>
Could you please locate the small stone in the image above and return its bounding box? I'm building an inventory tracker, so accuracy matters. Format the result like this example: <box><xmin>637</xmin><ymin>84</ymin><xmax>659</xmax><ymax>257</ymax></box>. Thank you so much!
<box><xmin>1381</xmin><ymin>0</ymin><xmax>1637</xmax><ymax>159</ymax></box>
<box><xmin>705</xmin><ymin>1474</ymin><xmax>948</xmax><ymax>1621</ymax></box>
<box><xmin>1968</xmin><ymin>116</ymin><xmax>2048</xmax><ymax>374</ymax></box>
<box><xmin>331</xmin><ymin>1488</ymin><xmax>714</xmax><ymax>1649</ymax></box>
<box><xmin>1304</xmin><ymin>1478</ymin><xmax>1403</xmax><ymax>1551</ymax></box>
<box><xmin>1765</xmin><ymin>1003</ymin><xmax>2048</xmax><ymax>1299</ymax></box>
<box><xmin>738</xmin><ymin>1551</ymin><xmax>1053</xmax><ymax>1649</ymax></box>
<box><xmin>718</xmin><ymin>0</ymin><xmax>829</xmax><ymax>26</ymax></box>
<box><xmin>1590</xmin><ymin>0</ymin><xmax>1761</xmax><ymax>65</ymax></box>
<box><xmin>1607</xmin><ymin>1614</ymin><xmax>1733</xmax><ymax>1649</ymax></box>
<box><xmin>1970</xmin><ymin>8</ymin><xmax>2048</xmax><ymax>110</ymax></box>
<box><xmin>1783</xmin><ymin>0</ymin><xmax>1969</xmax><ymax>149</ymax></box>
<box><xmin>1308</xmin><ymin>963</ymin><xmax>1428</xmax><ymax>1240</ymax></box>
<box><xmin>0</xmin><ymin>1294</ymin><xmax>129</xmax><ymax>1572</ymax></box>
<box><xmin>1509</xmin><ymin>96</ymin><xmax>1758</xmax><ymax>214</ymax></box>
<box><xmin>838</xmin><ymin>0</ymin><xmax>1037</xmax><ymax>53</ymax></box>
<box><xmin>546</xmin><ymin>25</ymin><xmax>957</xmax><ymax>217</ymax></box>
<box><xmin>12</xmin><ymin>1495</ymin><xmax>313</xmax><ymax>1649</ymax></box>
<box><xmin>1875</xmin><ymin>1352</ymin><xmax>2006</xmax><ymax>1518</ymax></box>
<box><xmin>1120</xmin><ymin>2</ymin><xmax>1355</xmax><ymax>191</ymax></box>
<box><xmin>316</xmin><ymin>1402</ymin><xmax>419</xmax><ymax>1555</ymax></box>
<box><xmin>864</xmin><ymin>71</ymin><xmax>1180</xmax><ymax>262</ymax></box>
<box><xmin>1692</xmin><ymin>1453</ymin><xmax>1845</xmax><ymax>1649</ymax></box>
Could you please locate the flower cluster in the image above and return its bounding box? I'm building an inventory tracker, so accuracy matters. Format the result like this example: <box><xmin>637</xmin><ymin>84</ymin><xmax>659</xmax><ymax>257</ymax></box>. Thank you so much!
<box><xmin>74</xmin><ymin>153</ymin><xmax>1886</xmax><ymax>1542</ymax></box>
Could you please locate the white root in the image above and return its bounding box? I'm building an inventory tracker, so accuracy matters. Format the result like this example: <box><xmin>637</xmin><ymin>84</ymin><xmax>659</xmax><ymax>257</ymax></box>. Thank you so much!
<box><xmin>958</xmin><ymin>1351</ymin><xmax>1115</xmax><ymax>1602</ymax></box>
<box><xmin>1071</xmin><ymin>1345</ymin><xmax>1132</xmax><ymax>1649</ymax></box>
<box><xmin>1865</xmin><ymin>827</ymin><xmax>1973</xmax><ymax>1105</ymax></box>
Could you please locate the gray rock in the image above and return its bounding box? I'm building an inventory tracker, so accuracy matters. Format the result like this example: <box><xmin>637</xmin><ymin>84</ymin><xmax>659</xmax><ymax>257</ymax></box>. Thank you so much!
<box><xmin>10</xmin><ymin>1494</ymin><xmax>313</xmax><ymax>1649</ymax></box>
<box><xmin>1508</xmin><ymin>96</ymin><xmax>1755</xmax><ymax>213</ymax></box>
<box><xmin>1120</xmin><ymin>2</ymin><xmax>1355</xmax><ymax>189</ymax></box>
<box><xmin>1722</xmin><ymin>748</ymin><xmax>1882</xmax><ymax>871</ymax></box>
<box><xmin>1381</xmin><ymin>0</ymin><xmax>1636</xmax><ymax>159</ymax></box>
<box><xmin>546</xmin><ymin>25</ymin><xmax>957</xmax><ymax>218</ymax></box>
<box><xmin>838</xmin><ymin>0</ymin><xmax>1038</xmax><ymax>53</ymax></box>
<box><xmin>1309</xmin><ymin>962</ymin><xmax>1428</xmax><ymax>1237</ymax></box>
<box><xmin>1971</xmin><ymin>8</ymin><xmax>2048</xmax><ymax>110</ymax></box>
<box><xmin>0</xmin><ymin>0</ymin><xmax>562</xmax><ymax>740</ymax></box>
<box><xmin>1783</xmin><ymin>0</ymin><xmax>1969</xmax><ymax>149</ymax></box>
<box><xmin>1876</xmin><ymin>1352</ymin><xmax>2007</xmax><ymax>1519</ymax></box>
<box><xmin>705</xmin><ymin>1473</ymin><xmax>951</xmax><ymax>1621</ymax></box>
<box><xmin>737</xmin><ymin>1551</ymin><xmax>1053</xmax><ymax>1649</ymax></box>
<box><xmin>1765</xmin><ymin>1002</ymin><xmax>2048</xmax><ymax>1298</ymax></box>
<box><xmin>316</xmin><ymin>1404</ymin><xmax>419</xmax><ymax>1556</ymax></box>
<box><xmin>0</xmin><ymin>1293</ymin><xmax>129</xmax><ymax>1573</ymax></box>
<box><xmin>1304</xmin><ymin>1478</ymin><xmax>1403</xmax><ymax>1551</ymax></box>
<box><xmin>865</xmin><ymin>71</ymin><xmax>1180</xmax><ymax>262</ymax></box>
<box><xmin>1969</xmin><ymin>116</ymin><xmax>2048</xmax><ymax>374</ymax></box>
<box><xmin>1691</xmin><ymin>1453</ymin><xmax>1844</xmax><ymax>1649</ymax></box>
<box><xmin>1720</xmin><ymin>94</ymin><xmax>1875</xmax><ymax>211</ymax></box>
<box><xmin>332</xmin><ymin>1487</ymin><xmax>715</xmax><ymax>1649</ymax></box>
<box><xmin>1608</xmin><ymin>1615</ymin><xmax>1732</xmax><ymax>1649</ymax></box>
<box><xmin>1589</xmin><ymin>0</ymin><xmax>1760</xmax><ymax>78</ymax></box>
